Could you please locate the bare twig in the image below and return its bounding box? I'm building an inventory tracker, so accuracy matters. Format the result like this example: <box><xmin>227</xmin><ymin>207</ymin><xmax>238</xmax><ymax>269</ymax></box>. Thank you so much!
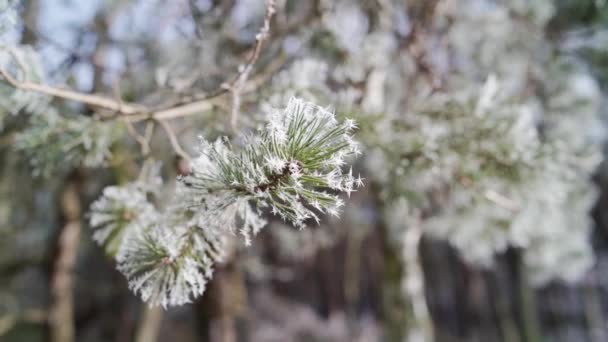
<box><xmin>228</xmin><ymin>0</ymin><xmax>277</xmax><ymax>131</ymax></box>
<box><xmin>0</xmin><ymin>66</ymin><xmax>220</xmax><ymax>124</ymax></box>
<box><xmin>124</xmin><ymin>119</ymin><xmax>152</xmax><ymax>156</ymax></box>
<box><xmin>144</xmin><ymin>120</ymin><xmax>155</xmax><ymax>143</ymax></box>
<box><xmin>162</xmin><ymin>2</ymin><xmax>320</xmax><ymax>111</ymax></box>
<box><xmin>242</xmin><ymin>52</ymin><xmax>288</xmax><ymax>94</ymax></box>
<box><xmin>229</xmin><ymin>89</ymin><xmax>242</xmax><ymax>132</ymax></box>
<box><xmin>113</xmin><ymin>77</ymin><xmax>152</xmax><ymax>155</ymax></box>
<box><xmin>484</xmin><ymin>189</ymin><xmax>520</xmax><ymax>213</ymax></box>
<box><xmin>0</xmin><ymin>2</ymin><xmax>276</xmax><ymax>160</ymax></box>
<box><xmin>0</xmin><ymin>67</ymin><xmax>146</xmax><ymax>115</ymax></box>
<box><xmin>158</xmin><ymin>119</ymin><xmax>190</xmax><ymax>160</ymax></box>
<box><xmin>135</xmin><ymin>99</ymin><xmax>214</xmax><ymax>122</ymax></box>
<box><xmin>0</xmin><ymin>0</ymin><xmax>277</xmax><ymax>128</ymax></box>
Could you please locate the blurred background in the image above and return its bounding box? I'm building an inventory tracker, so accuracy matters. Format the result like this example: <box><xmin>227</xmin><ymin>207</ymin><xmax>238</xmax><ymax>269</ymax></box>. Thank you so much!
<box><xmin>3</xmin><ymin>0</ymin><xmax>608</xmax><ymax>341</ymax></box>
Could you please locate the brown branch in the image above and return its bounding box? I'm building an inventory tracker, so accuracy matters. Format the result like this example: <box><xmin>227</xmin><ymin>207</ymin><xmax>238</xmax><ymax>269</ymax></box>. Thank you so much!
<box><xmin>124</xmin><ymin>119</ymin><xmax>152</xmax><ymax>156</ymax></box>
<box><xmin>0</xmin><ymin>0</ymin><xmax>278</xmax><ymax>127</ymax></box>
<box><xmin>158</xmin><ymin>119</ymin><xmax>191</xmax><ymax>160</ymax></box>
<box><xmin>113</xmin><ymin>77</ymin><xmax>152</xmax><ymax>155</ymax></box>
<box><xmin>141</xmin><ymin>0</ymin><xmax>279</xmax><ymax>129</ymax></box>
<box><xmin>137</xmin><ymin>99</ymin><xmax>215</xmax><ymax>122</ymax></box>
<box><xmin>484</xmin><ymin>189</ymin><xmax>520</xmax><ymax>213</ymax></box>
<box><xmin>161</xmin><ymin>1</ymin><xmax>319</xmax><ymax>111</ymax></box>
<box><xmin>228</xmin><ymin>0</ymin><xmax>277</xmax><ymax>131</ymax></box>
<box><xmin>0</xmin><ymin>65</ymin><xmax>221</xmax><ymax>124</ymax></box>
<box><xmin>0</xmin><ymin>67</ymin><xmax>146</xmax><ymax>115</ymax></box>
<box><xmin>242</xmin><ymin>52</ymin><xmax>288</xmax><ymax>94</ymax></box>
<box><xmin>0</xmin><ymin>2</ymin><xmax>278</xmax><ymax>157</ymax></box>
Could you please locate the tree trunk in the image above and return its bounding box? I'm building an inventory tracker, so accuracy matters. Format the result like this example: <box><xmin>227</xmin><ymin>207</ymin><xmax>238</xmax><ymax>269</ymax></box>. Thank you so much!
<box><xmin>196</xmin><ymin>246</ymin><xmax>247</xmax><ymax>342</ymax></box>
<box><xmin>48</xmin><ymin>179</ymin><xmax>81</xmax><ymax>342</ymax></box>
<box><xmin>401</xmin><ymin>210</ymin><xmax>434</xmax><ymax>342</ymax></box>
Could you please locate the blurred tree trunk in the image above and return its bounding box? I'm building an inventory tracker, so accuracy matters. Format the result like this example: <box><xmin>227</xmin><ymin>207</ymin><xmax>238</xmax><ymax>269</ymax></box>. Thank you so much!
<box><xmin>134</xmin><ymin>307</ymin><xmax>162</xmax><ymax>342</ymax></box>
<box><xmin>21</xmin><ymin>0</ymin><xmax>39</xmax><ymax>45</ymax></box>
<box><xmin>401</xmin><ymin>210</ymin><xmax>434</xmax><ymax>342</ymax></box>
<box><xmin>46</xmin><ymin>10</ymin><xmax>114</xmax><ymax>338</ymax></box>
<box><xmin>378</xmin><ymin>200</ymin><xmax>408</xmax><ymax>341</ymax></box>
<box><xmin>511</xmin><ymin>250</ymin><xmax>543</xmax><ymax>342</ymax></box>
<box><xmin>196</xmin><ymin>249</ymin><xmax>247</xmax><ymax>342</ymax></box>
<box><xmin>48</xmin><ymin>177</ymin><xmax>81</xmax><ymax>342</ymax></box>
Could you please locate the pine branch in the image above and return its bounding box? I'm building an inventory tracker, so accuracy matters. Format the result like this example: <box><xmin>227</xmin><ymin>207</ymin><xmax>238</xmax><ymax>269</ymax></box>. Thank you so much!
<box><xmin>158</xmin><ymin>119</ymin><xmax>191</xmax><ymax>160</ymax></box>
<box><xmin>88</xmin><ymin>97</ymin><xmax>363</xmax><ymax>307</ymax></box>
<box><xmin>0</xmin><ymin>67</ymin><xmax>146</xmax><ymax>115</ymax></box>
<box><xmin>181</xmin><ymin>97</ymin><xmax>363</xmax><ymax>228</ymax></box>
<box><xmin>0</xmin><ymin>64</ymin><xmax>222</xmax><ymax>123</ymax></box>
<box><xmin>228</xmin><ymin>0</ymin><xmax>277</xmax><ymax>131</ymax></box>
<box><xmin>0</xmin><ymin>46</ymin><xmax>217</xmax><ymax>124</ymax></box>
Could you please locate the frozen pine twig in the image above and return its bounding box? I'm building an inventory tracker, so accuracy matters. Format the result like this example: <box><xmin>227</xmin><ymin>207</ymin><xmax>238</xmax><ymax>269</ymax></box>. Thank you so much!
<box><xmin>228</xmin><ymin>0</ymin><xmax>277</xmax><ymax>131</ymax></box>
<box><xmin>88</xmin><ymin>97</ymin><xmax>363</xmax><ymax>307</ymax></box>
<box><xmin>181</xmin><ymin>97</ymin><xmax>363</xmax><ymax>231</ymax></box>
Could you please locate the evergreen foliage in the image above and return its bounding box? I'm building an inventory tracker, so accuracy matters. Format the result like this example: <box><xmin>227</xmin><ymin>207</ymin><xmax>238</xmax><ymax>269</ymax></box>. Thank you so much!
<box><xmin>0</xmin><ymin>0</ymin><xmax>604</xmax><ymax>318</ymax></box>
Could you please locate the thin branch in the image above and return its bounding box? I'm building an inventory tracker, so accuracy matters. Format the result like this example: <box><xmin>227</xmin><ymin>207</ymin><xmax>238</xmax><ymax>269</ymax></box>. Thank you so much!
<box><xmin>242</xmin><ymin>52</ymin><xmax>288</xmax><ymax>94</ymax></box>
<box><xmin>0</xmin><ymin>66</ymin><xmax>219</xmax><ymax>123</ymax></box>
<box><xmin>228</xmin><ymin>0</ymin><xmax>277</xmax><ymax>131</ymax></box>
<box><xmin>158</xmin><ymin>119</ymin><xmax>191</xmax><ymax>161</ymax></box>
<box><xmin>143</xmin><ymin>120</ymin><xmax>156</xmax><ymax>148</ymax></box>
<box><xmin>484</xmin><ymin>189</ymin><xmax>520</xmax><ymax>213</ymax></box>
<box><xmin>0</xmin><ymin>0</ymin><xmax>276</xmax><ymax>126</ymax></box>
<box><xmin>124</xmin><ymin>119</ymin><xmax>152</xmax><ymax>156</ymax></box>
<box><xmin>229</xmin><ymin>88</ymin><xmax>241</xmax><ymax>132</ymax></box>
<box><xmin>138</xmin><ymin>99</ymin><xmax>214</xmax><ymax>122</ymax></box>
<box><xmin>159</xmin><ymin>2</ymin><xmax>319</xmax><ymax>111</ymax></box>
<box><xmin>113</xmin><ymin>77</ymin><xmax>152</xmax><ymax>155</ymax></box>
<box><xmin>0</xmin><ymin>3</ymin><xmax>276</xmax><ymax>147</ymax></box>
<box><xmin>0</xmin><ymin>67</ymin><xmax>146</xmax><ymax>115</ymax></box>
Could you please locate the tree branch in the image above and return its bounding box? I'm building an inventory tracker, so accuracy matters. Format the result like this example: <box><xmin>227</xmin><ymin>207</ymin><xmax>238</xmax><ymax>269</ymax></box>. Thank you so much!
<box><xmin>0</xmin><ymin>66</ymin><xmax>221</xmax><ymax>123</ymax></box>
<box><xmin>228</xmin><ymin>0</ymin><xmax>277</xmax><ymax>131</ymax></box>
<box><xmin>158</xmin><ymin>119</ymin><xmax>191</xmax><ymax>160</ymax></box>
<box><xmin>0</xmin><ymin>67</ymin><xmax>146</xmax><ymax>115</ymax></box>
<box><xmin>0</xmin><ymin>0</ymin><xmax>278</xmax><ymax>127</ymax></box>
<box><xmin>484</xmin><ymin>189</ymin><xmax>520</xmax><ymax>213</ymax></box>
